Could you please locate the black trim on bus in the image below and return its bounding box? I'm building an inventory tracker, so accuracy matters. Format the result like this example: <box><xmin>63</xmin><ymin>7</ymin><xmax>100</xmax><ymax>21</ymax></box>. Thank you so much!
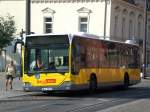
<box><xmin>24</xmin><ymin>71</ymin><xmax>66</xmax><ymax>76</ymax></box>
<box><xmin>23</xmin><ymin>80</ymin><xmax>141</xmax><ymax>92</ymax></box>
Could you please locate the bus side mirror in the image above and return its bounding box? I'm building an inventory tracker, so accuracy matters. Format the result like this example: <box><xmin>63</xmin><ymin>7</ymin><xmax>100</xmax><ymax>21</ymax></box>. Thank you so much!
<box><xmin>13</xmin><ymin>39</ymin><xmax>24</xmax><ymax>77</ymax></box>
<box><xmin>14</xmin><ymin>39</ymin><xmax>24</xmax><ymax>53</ymax></box>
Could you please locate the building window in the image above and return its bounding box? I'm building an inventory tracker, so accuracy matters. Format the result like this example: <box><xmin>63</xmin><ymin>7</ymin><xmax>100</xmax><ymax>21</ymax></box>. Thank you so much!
<box><xmin>114</xmin><ymin>16</ymin><xmax>118</xmax><ymax>37</ymax></box>
<box><xmin>44</xmin><ymin>17</ymin><xmax>53</xmax><ymax>33</ymax></box>
<box><xmin>129</xmin><ymin>20</ymin><xmax>133</xmax><ymax>39</ymax></box>
<box><xmin>79</xmin><ymin>17</ymin><xmax>88</xmax><ymax>32</ymax></box>
<box><xmin>137</xmin><ymin>14</ymin><xmax>143</xmax><ymax>39</ymax></box>
<box><xmin>147</xmin><ymin>51</ymin><xmax>150</xmax><ymax>64</ymax></box>
<box><xmin>138</xmin><ymin>22</ymin><xmax>141</xmax><ymax>38</ymax></box>
<box><xmin>148</xmin><ymin>25</ymin><xmax>150</xmax><ymax>39</ymax></box>
<box><xmin>122</xmin><ymin>18</ymin><xmax>126</xmax><ymax>40</ymax></box>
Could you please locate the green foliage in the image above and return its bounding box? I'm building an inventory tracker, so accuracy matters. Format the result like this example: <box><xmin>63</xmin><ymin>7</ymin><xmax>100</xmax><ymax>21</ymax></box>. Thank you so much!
<box><xmin>0</xmin><ymin>14</ymin><xmax>16</xmax><ymax>50</ymax></box>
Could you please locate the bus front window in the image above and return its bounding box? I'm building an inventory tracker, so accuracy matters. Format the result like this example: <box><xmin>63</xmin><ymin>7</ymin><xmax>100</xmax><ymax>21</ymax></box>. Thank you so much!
<box><xmin>25</xmin><ymin>44</ymin><xmax>69</xmax><ymax>74</ymax></box>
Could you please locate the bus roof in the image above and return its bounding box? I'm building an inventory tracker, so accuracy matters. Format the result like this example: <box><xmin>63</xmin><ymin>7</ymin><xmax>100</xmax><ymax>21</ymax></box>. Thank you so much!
<box><xmin>26</xmin><ymin>33</ymin><xmax>139</xmax><ymax>46</ymax></box>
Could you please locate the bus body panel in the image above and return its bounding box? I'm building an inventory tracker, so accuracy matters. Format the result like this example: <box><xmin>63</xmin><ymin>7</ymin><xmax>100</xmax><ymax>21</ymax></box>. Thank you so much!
<box><xmin>23</xmin><ymin>68</ymin><xmax>140</xmax><ymax>91</ymax></box>
<box><xmin>23</xmin><ymin>73</ymin><xmax>71</xmax><ymax>91</ymax></box>
<box><xmin>71</xmin><ymin>68</ymin><xmax>140</xmax><ymax>86</ymax></box>
<box><xmin>23</xmin><ymin>73</ymin><xmax>70</xmax><ymax>86</ymax></box>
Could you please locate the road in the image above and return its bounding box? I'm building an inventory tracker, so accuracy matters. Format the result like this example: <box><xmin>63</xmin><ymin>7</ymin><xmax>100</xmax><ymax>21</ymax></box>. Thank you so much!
<box><xmin>0</xmin><ymin>79</ymin><xmax>150</xmax><ymax>112</ymax></box>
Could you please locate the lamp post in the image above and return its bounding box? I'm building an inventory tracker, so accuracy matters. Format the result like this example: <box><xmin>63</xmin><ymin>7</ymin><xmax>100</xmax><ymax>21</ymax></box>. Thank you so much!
<box><xmin>104</xmin><ymin>0</ymin><xmax>108</xmax><ymax>39</ymax></box>
<box><xmin>143</xmin><ymin>0</ymin><xmax>147</xmax><ymax>78</ymax></box>
<box><xmin>26</xmin><ymin>0</ymin><xmax>31</xmax><ymax>35</ymax></box>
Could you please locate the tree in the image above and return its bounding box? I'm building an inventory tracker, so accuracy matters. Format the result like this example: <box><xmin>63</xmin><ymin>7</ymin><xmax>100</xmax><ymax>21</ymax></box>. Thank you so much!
<box><xmin>0</xmin><ymin>14</ymin><xmax>16</xmax><ymax>51</ymax></box>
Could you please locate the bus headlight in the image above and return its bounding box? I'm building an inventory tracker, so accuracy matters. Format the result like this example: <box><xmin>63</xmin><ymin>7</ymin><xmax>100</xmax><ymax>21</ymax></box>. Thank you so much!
<box><xmin>61</xmin><ymin>81</ymin><xmax>72</xmax><ymax>90</ymax></box>
<box><xmin>24</xmin><ymin>82</ymin><xmax>31</xmax><ymax>86</ymax></box>
<box><xmin>62</xmin><ymin>81</ymin><xmax>72</xmax><ymax>86</ymax></box>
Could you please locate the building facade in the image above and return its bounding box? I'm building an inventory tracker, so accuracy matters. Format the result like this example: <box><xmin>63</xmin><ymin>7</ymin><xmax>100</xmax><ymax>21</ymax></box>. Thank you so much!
<box><xmin>0</xmin><ymin>0</ymin><xmax>150</xmax><ymax>70</ymax></box>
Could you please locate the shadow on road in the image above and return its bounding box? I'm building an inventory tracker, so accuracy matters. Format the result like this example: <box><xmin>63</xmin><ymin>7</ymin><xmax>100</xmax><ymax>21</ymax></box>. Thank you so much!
<box><xmin>2</xmin><ymin>80</ymin><xmax>150</xmax><ymax>103</ymax></box>
<box><xmin>27</xmin><ymin>86</ymin><xmax>150</xmax><ymax>100</ymax></box>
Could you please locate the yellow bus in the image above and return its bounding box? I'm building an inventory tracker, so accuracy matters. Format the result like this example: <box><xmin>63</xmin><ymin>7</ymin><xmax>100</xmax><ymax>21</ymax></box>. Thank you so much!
<box><xmin>19</xmin><ymin>33</ymin><xmax>140</xmax><ymax>92</ymax></box>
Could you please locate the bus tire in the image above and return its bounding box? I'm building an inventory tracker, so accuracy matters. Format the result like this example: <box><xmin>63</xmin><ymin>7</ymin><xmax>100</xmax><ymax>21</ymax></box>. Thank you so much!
<box><xmin>123</xmin><ymin>74</ymin><xmax>129</xmax><ymax>89</ymax></box>
<box><xmin>89</xmin><ymin>74</ymin><xmax>97</xmax><ymax>93</ymax></box>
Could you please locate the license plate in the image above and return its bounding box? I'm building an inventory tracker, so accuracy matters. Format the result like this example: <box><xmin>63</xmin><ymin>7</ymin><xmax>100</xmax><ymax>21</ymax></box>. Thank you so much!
<box><xmin>42</xmin><ymin>88</ymin><xmax>53</xmax><ymax>91</ymax></box>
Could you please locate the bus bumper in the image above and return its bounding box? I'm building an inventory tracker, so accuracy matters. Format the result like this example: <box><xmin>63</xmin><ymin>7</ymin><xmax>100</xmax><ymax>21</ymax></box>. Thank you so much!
<box><xmin>23</xmin><ymin>81</ymin><xmax>87</xmax><ymax>92</ymax></box>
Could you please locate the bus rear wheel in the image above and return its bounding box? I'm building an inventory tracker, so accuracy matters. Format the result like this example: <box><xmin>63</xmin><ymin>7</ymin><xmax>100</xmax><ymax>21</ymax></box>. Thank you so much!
<box><xmin>89</xmin><ymin>75</ymin><xmax>97</xmax><ymax>93</ymax></box>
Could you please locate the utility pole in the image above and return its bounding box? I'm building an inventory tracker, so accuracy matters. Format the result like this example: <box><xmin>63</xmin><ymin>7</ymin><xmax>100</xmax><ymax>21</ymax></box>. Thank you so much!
<box><xmin>143</xmin><ymin>0</ymin><xmax>147</xmax><ymax>78</ymax></box>
<box><xmin>103</xmin><ymin>0</ymin><xmax>107</xmax><ymax>39</ymax></box>
<box><xmin>26</xmin><ymin>0</ymin><xmax>31</xmax><ymax>35</ymax></box>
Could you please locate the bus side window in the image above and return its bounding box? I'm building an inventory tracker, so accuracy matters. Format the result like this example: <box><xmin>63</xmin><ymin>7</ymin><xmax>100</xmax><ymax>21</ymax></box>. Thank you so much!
<box><xmin>72</xmin><ymin>44</ymin><xmax>80</xmax><ymax>75</ymax></box>
<box><xmin>81</xmin><ymin>53</ymin><xmax>86</xmax><ymax>66</ymax></box>
<box><xmin>80</xmin><ymin>46</ymin><xmax>86</xmax><ymax>67</ymax></box>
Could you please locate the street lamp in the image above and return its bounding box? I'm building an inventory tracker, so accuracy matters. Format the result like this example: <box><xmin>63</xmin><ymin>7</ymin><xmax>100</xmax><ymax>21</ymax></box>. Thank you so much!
<box><xmin>143</xmin><ymin>0</ymin><xmax>147</xmax><ymax>78</ymax></box>
<box><xmin>104</xmin><ymin>0</ymin><xmax>108</xmax><ymax>39</ymax></box>
<box><xmin>26</xmin><ymin>0</ymin><xmax>31</xmax><ymax>35</ymax></box>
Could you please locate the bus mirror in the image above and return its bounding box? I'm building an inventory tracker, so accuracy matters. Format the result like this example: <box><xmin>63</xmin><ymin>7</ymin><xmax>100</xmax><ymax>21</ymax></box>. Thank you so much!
<box><xmin>13</xmin><ymin>45</ymin><xmax>16</xmax><ymax>53</ymax></box>
<box><xmin>14</xmin><ymin>39</ymin><xmax>24</xmax><ymax>53</ymax></box>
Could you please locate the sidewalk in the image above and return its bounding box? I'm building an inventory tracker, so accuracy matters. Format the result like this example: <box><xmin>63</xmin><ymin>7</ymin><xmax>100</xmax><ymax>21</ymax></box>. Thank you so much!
<box><xmin>0</xmin><ymin>72</ymin><xmax>33</xmax><ymax>99</ymax></box>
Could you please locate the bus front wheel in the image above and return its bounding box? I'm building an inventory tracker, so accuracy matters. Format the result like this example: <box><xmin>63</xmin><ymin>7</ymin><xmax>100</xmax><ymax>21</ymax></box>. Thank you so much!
<box><xmin>89</xmin><ymin>75</ymin><xmax>97</xmax><ymax>93</ymax></box>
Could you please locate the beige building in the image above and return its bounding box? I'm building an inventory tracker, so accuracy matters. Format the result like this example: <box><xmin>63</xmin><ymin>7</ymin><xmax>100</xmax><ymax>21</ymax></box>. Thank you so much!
<box><xmin>0</xmin><ymin>0</ymin><xmax>150</xmax><ymax>69</ymax></box>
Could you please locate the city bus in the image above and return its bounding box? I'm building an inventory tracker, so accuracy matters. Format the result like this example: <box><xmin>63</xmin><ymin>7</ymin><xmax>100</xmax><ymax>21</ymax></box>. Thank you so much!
<box><xmin>18</xmin><ymin>33</ymin><xmax>140</xmax><ymax>92</ymax></box>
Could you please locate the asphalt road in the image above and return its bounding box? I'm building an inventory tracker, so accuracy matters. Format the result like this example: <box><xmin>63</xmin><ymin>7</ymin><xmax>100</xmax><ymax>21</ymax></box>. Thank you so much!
<box><xmin>0</xmin><ymin>79</ymin><xmax>150</xmax><ymax>112</ymax></box>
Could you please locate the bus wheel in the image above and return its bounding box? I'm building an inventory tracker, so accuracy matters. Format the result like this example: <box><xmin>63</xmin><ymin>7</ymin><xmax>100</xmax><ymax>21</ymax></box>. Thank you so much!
<box><xmin>123</xmin><ymin>74</ymin><xmax>129</xmax><ymax>89</ymax></box>
<box><xmin>89</xmin><ymin>75</ymin><xmax>97</xmax><ymax>93</ymax></box>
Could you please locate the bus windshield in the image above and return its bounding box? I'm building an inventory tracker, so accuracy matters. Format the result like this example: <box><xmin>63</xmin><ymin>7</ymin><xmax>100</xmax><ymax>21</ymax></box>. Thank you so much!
<box><xmin>24</xmin><ymin>35</ymin><xmax>69</xmax><ymax>74</ymax></box>
<box><xmin>25</xmin><ymin>44</ymin><xmax>69</xmax><ymax>74</ymax></box>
